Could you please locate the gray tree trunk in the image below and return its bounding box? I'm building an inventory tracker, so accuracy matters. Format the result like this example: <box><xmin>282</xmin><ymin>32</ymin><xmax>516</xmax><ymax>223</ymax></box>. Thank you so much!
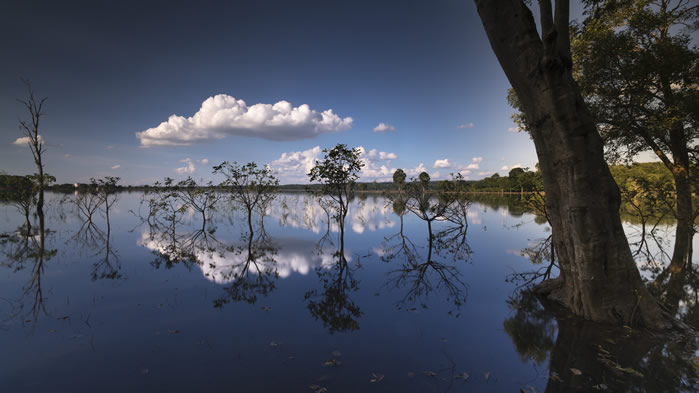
<box><xmin>474</xmin><ymin>0</ymin><xmax>673</xmax><ymax>329</ymax></box>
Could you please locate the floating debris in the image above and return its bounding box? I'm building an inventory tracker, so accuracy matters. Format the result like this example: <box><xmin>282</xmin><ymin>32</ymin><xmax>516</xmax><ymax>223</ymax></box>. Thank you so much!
<box><xmin>455</xmin><ymin>372</ymin><xmax>469</xmax><ymax>380</ymax></box>
<box><xmin>484</xmin><ymin>371</ymin><xmax>490</xmax><ymax>380</ymax></box>
<box><xmin>424</xmin><ymin>371</ymin><xmax>437</xmax><ymax>377</ymax></box>
<box><xmin>549</xmin><ymin>371</ymin><xmax>562</xmax><ymax>382</ymax></box>
<box><xmin>369</xmin><ymin>372</ymin><xmax>384</xmax><ymax>383</ymax></box>
<box><xmin>570</xmin><ymin>368</ymin><xmax>582</xmax><ymax>376</ymax></box>
<box><xmin>322</xmin><ymin>359</ymin><xmax>340</xmax><ymax>366</ymax></box>
<box><xmin>269</xmin><ymin>341</ymin><xmax>280</xmax><ymax>347</ymax></box>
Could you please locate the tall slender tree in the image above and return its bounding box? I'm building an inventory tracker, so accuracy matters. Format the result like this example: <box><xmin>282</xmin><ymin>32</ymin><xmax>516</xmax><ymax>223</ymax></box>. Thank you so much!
<box><xmin>17</xmin><ymin>81</ymin><xmax>47</xmax><ymax>223</ymax></box>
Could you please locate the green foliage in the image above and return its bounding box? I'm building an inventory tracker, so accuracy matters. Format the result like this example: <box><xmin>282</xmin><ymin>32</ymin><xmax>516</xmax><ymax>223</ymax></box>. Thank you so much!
<box><xmin>214</xmin><ymin>161</ymin><xmax>279</xmax><ymax>214</ymax></box>
<box><xmin>392</xmin><ymin>168</ymin><xmax>406</xmax><ymax>188</ymax></box>
<box><xmin>308</xmin><ymin>144</ymin><xmax>364</xmax><ymax>222</ymax></box>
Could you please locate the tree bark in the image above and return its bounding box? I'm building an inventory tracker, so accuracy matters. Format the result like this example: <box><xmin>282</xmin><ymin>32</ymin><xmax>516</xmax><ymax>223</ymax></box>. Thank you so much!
<box><xmin>474</xmin><ymin>0</ymin><xmax>673</xmax><ymax>329</ymax></box>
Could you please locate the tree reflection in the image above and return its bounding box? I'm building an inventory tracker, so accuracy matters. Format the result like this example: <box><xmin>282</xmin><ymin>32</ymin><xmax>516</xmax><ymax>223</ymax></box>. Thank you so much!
<box><xmin>383</xmin><ymin>221</ymin><xmax>470</xmax><ymax>314</ymax></box>
<box><xmin>213</xmin><ymin>223</ymin><xmax>279</xmax><ymax>306</ymax></box>
<box><xmin>304</xmin><ymin>197</ymin><xmax>362</xmax><ymax>334</ymax></box>
<box><xmin>505</xmin><ymin>291</ymin><xmax>698</xmax><ymax>392</ymax></box>
<box><xmin>0</xmin><ymin>205</ymin><xmax>56</xmax><ymax>322</ymax></box>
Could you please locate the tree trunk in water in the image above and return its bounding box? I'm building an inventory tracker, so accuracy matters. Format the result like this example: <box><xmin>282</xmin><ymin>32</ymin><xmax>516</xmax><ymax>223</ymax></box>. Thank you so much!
<box><xmin>474</xmin><ymin>0</ymin><xmax>673</xmax><ymax>329</ymax></box>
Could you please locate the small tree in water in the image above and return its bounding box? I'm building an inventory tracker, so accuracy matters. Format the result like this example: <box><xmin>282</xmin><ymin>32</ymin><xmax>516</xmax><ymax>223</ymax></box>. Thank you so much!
<box><xmin>213</xmin><ymin>161</ymin><xmax>279</xmax><ymax>236</ymax></box>
<box><xmin>308</xmin><ymin>144</ymin><xmax>364</xmax><ymax>252</ymax></box>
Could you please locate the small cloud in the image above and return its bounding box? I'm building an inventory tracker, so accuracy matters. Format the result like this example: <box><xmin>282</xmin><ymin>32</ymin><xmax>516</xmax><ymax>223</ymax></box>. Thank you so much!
<box><xmin>200</xmin><ymin>158</ymin><xmax>209</xmax><ymax>165</ymax></box>
<box><xmin>456</xmin><ymin>122</ymin><xmax>474</xmax><ymax>129</ymax></box>
<box><xmin>175</xmin><ymin>158</ymin><xmax>196</xmax><ymax>174</ymax></box>
<box><xmin>13</xmin><ymin>135</ymin><xmax>44</xmax><ymax>146</ymax></box>
<box><xmin>107</xmin><ymin>145</ymin><xmax>115</xmax><ymax>149</ymax></box>
<box><xmin>459</xmin><ymin>170</ymin><xmax>471</xmax><ymax>177</ymax></box>
<box><xmin>373</xmin><ymin>122</ymin><xmax>396</xmax><ymax>133</ymax></box>
<box><xmin>431</xmin><ymin>171</ymin><xmax>441</xmax><ymax>179</ymax></box>
<box><xmin>500</xmin><ymin>165</ymin><xmax>509</xmax><ymax>171</ymax></box>
<box><xmin>508</xmin><ymin>126</ymin><xmax>522</xmax><ymax>133</ymax></box>
<box><xmin>111</xmin><ymin>164</ymin><xmax>121</xmax><ymax>169</ymax></box>
<box><xmin>471</xmin><ymin>156</ymin><xmax>483</xmax><ymax>163</ymax></box>
<box><xmin>478</xmin><ymin>171</ymin><xmax>492</xmax><ymax>176</ymax></box>
<box><xmin>433</xmin><ymin>159</ymin><xmax>450</xmax><ymax>169</ymax></box>
<box><xmin>501</xmin><ymin>163</ymin><xmax>522</xmax><ymax>172</ymax></box>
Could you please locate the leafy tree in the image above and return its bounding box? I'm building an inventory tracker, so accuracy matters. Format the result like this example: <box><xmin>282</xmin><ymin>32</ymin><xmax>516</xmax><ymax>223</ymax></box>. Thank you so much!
<box><xmin>572</xmin><ymin>0</ymin><xmax>698</xmax><ymax>280</ymax></box>
<box><xmin>308</xmin><ymin>144</ymin><xmax>364</xmax><ymax>250</ymax></box>
<box><xmin>214</xmin><ymin>161</ymin><xmax>279</xmax><ymax>235</ymax></box>
<box><xmin>0</xmin><ymin>175</ymin><xmax>36</xmax><ymax>232</ymax></box>
<box><xmin>475</xmin><ymin>0</ymin><xmax>673</xmax><ymax>328</ymax></box>
<box><xmin>169</xmin><ymin>177</ymin><xmax>219</xmax><ymax>228</ymax></box>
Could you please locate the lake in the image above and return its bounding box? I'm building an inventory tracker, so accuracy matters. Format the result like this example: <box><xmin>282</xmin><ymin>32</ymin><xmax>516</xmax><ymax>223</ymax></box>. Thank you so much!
<box><xmin>0</xmin><ymin>192</ymin><xmax>696</xmax><ymax>392</ymax></box>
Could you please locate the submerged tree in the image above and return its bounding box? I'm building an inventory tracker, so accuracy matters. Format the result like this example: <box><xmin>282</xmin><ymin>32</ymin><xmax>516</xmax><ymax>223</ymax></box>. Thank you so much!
<box><xmin>214</xmin><ymin>161</ymin><xmax>278</xmax><ymax>237</ymax></box>
<box><xmin>308</xmin><ymin>144</ymin><xmax>364</xmax><ymax>254</ymax></box>
<box><xmin>572</xmin><ymin>0</ymin><xmax>698</xmax><ymax>291</ymax></box>
<box><xmin>0</xmin><ymin>175</ymin><xmax>36</xmax><ymax>233</ymax></box>
<box><xmin>17</xmin><ymin>82</ymin><xmax>48</xmax><ymax>225</ymax></box>
<box><xmin>474</xmin><ymin>0</ymin><xmax>674</xmax><ymax>328</ymax></box>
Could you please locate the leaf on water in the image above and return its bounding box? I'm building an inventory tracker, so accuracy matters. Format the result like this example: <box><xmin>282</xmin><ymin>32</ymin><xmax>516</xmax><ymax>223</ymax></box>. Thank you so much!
<box><xmin>549</xmin><ymin>371</ymin><xmax>562</xmax><ymax>382</ymax></box>
<box><xmin>423</xmin><ymin>371</ymin><xmax>437</xmax><ymax>377</ymax></box>
<box><xmin>269</xmin><ymin>341</ymin><xmax>280</xmax><ymax>347</ymax></box>
<box><xmin>484</xmin><ymin>372</ymin><xmax>490</xmax><ymax>380</ymax></box>
<box><xmin>593</xmin><ymin>383</ymin><xmax>608</xmax><ymax>390</ymax></box>
<box><xmin>455</xmin><ymin>372</ymin><xmax>469</xmax><ymax>380</ymax></box>
<box><xmin>570</xmin><ymin>368</ymin><xmax>582</xmax><ymax>376</ymax></box>
<box><xmin>331</xmin><ymin>351</ymin><xmax>342</xmax><ymax>357</ymax></box>
<box><xmin>369</xmin><ymin>372</ymin><xmax>384</xmax><ymax>383</ymax></box>
<box><xmin>322</xmin><ymin>359</ymin><xmax>340</xmax><ymax>366</ymax></box>
<box><xmin>308</xmin><ymin>384</ymin><xmax>328</xmax><ymax>393</ymax></box>
<box><xmin>605</xmin><ymin>338</ymin><xmax>616</xmax><ymax>344</ymax></box>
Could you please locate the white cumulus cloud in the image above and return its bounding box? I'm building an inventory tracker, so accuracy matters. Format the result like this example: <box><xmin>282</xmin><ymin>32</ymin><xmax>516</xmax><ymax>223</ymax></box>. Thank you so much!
<box><xmin>136</xmin><ymin>94</ymin><xmax>353</xmax><ymax>147</ymax></box>
<box><xmin>373</xmin><ymin>122</ymin><xmax>396</xmax><ymax>133</ymax></box>
<box><xmin>111</xmin><ymin>164</ymin><xmax>121</xmax><ymax>169</ymax></box>
<box><xmin>13</xmin><ymin>135</ymin><xmax>44</xmax><ymax>146</ymax></box>
<box><xmin>176</xmin><ymin>158</ymin><xmax>196</xmax><ymax>174</ymax></box>
<box><xmin>433</xmin><ymin>159</ymin><xmax>451</xmax><ymax>168</ymax></box>
<box><xmin>200</xmin><ymin>158</ymin><xmax>209</xmax><ymax>165</ymax></box>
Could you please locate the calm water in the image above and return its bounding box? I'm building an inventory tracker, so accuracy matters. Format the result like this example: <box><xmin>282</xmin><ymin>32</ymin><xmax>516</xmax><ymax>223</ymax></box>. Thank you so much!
<box><xmin>0</xmin><ymin>192</ymin><xmax>696</xmax><ymax>392</ymax></box>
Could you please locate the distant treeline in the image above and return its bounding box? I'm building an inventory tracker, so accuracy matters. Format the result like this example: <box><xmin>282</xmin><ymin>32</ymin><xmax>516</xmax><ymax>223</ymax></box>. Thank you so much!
<box><xmin>0</xmin><ymin>161</ymin><xmax>677</xmax><ymax>195</ymax></box>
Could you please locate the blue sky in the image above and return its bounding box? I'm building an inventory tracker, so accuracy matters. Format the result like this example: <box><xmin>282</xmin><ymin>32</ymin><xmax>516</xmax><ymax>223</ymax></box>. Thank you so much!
<box><xmin>0</xmin><ymin>0</ymin><xmax>586</xmax><ymax>185</ymax></box>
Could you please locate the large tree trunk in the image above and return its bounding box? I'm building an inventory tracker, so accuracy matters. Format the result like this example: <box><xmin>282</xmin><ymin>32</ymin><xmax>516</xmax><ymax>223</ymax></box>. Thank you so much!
<box><xmin>474</xmin><ymin>0</ymin><xmax>673</xmax><ymax>329</ymax></box>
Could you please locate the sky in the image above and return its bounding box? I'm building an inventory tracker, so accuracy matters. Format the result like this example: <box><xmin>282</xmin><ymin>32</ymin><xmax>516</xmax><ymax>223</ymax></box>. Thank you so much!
<box><xmin>0</xmin><ymin>0</ymin><xmax>587</xmax><ymax>185</ymax></box>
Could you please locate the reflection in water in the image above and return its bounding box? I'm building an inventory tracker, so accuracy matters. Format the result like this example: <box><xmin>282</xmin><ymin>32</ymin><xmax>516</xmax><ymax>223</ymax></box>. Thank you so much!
<box><xmin>304</xmin><ymin>196</ymin><xmax>362</xmax><ymax>334</ymax></box>
<box><xmin>382</xmin><ymin>221</ymin><xmax>471</xmax><ymax>314</ymax></box>
<box><xmin>505</xmin><ymin>291</ymin><xmax>699</xmax><ymax>392</ymax></box>
<box><xmin>0</xmin><ymin>206</ymin><xmax>57</xmax><ymax>322</ymax></box>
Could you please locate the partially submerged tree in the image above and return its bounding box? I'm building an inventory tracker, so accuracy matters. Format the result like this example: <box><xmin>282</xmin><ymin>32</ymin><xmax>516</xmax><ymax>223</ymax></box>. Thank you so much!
<box><xmin>17</xmin><ymin>82</ymin><xmax>48</xmax><ymax>224</ymax></box>
<box><xmin>308</xmin><ymin>144</ymin><xmax>364</xmax><ymax>252</ymax></box>
<box><xmin>0</xmin><ymin>175</ymin><xmax>36</xmax><ymax>233</ymax></box>
<box><xmin>213</xmin><ymin>161</ymin><xmax>279</xmax><ymax>237</ymax></box>
<box><xmin>474</xmin><ymin>0</ymin><xmax>674</xmax><ymax>328</ymax></box>
<box><xmin>572</xmin><ymin>0</ymin><xmax>698</xmax><ymax>284</ymax></box>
